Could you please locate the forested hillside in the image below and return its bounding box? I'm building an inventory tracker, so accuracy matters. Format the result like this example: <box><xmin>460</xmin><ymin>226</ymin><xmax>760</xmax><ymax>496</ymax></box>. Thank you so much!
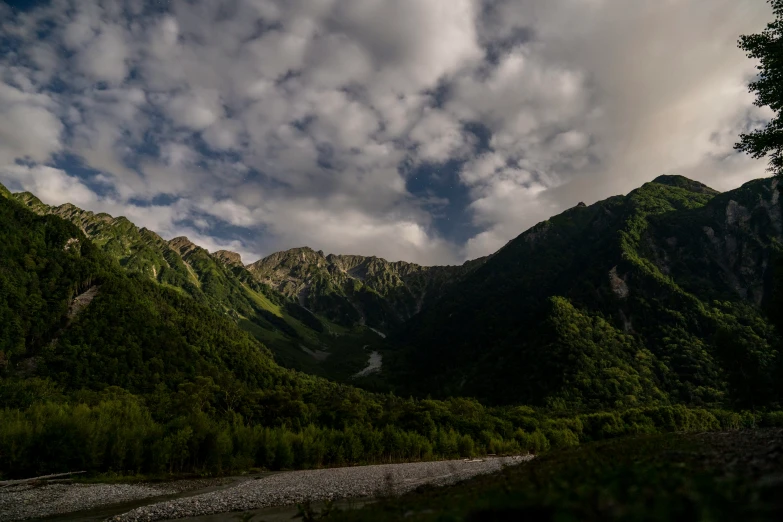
<box><xmin>3</xmin><ymin>176</ymin><xmax>783</xmax><ymax>481</ymax></box>
<box><xmin>9</xmin><ymin>191</ymin><xmax>388</xmax><ymax>381</ymax></box>
<box><xmin>0</xmin><ymin>185</ymin><xmax>527</xmax><ymax>477</ymax></box>
<box><xmin>391</xmin><ymin>176</ymin><xmax>783</xmax><ymax>409</ymax></box>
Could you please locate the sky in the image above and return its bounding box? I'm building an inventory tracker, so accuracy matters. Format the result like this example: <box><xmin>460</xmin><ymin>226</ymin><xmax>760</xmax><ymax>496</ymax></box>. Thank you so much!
<box><xmin>0</xmin><ymin>0</ymin><xmax>775</xmax><ymax>266</ymax></box>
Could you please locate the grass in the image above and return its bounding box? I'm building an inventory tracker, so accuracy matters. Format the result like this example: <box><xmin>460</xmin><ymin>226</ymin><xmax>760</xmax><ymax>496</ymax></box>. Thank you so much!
<box><xmin>242</xmin><ymin>283</ymin><xmax>284</xmax><ymax>317</ymax></box>
<box><xmin>239</xmin><ymin>313</ymin><xmax>393</xmax><ymax>384</ymax></box>
<box><xmin>330</xmin><ymin>429</ymin><xmax>783</xmax><ymax>521</ymax></box>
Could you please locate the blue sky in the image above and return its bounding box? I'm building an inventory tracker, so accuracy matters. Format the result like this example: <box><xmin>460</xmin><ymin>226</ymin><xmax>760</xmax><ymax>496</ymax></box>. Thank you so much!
<box><xmin>0</xmin><ymin>0</ymin><xmax>774</xmax><ymax>265</ymax></box>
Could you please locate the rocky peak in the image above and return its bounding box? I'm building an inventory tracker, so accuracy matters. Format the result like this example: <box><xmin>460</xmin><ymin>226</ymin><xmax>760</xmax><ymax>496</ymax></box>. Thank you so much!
<box><xmin>212</xmin><ymin>250</ymin><xmax>243</xmax><ymax>267</ymax></box>
<box><xmin>168</xmin><ymin>236</ymin><xmax>199</xmax><ymax>257</ymax></box>
<box><xmin>248</xmin><ymin>246</ymin><xmax>328</xmax><ymax>275</ymax></box>
<box><xmin>14</xmin><ymin>191</ymin><xmax>45</xmax><ymax>208</ymax></box>
<box><xmin>652</xmin><ymin>175</ymin><xmax>719</xmax><ymax>195</ymax></box>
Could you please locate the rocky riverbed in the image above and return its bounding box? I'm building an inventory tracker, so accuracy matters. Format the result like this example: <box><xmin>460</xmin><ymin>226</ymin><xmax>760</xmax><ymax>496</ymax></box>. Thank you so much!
<box><xmin>0</xmin><ymin>457</ymin><xmax>531</xmax><ymax>522</ymax></box>
<box><xmin>108</xmin><ymin>456</ymin><xmax>531</xmax><ymax>522</ymax></box>
<box><xmin>0</xmin><ymin>478</ymin><xmax>237</xmax><ymax>522</ymax></box>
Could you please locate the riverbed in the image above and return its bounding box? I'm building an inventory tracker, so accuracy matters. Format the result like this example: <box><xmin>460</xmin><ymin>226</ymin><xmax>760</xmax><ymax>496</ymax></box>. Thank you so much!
<box><xmin>0</xmin><ymin>456</ymin><xmax>532</xmax><ymax>522</ymax></box>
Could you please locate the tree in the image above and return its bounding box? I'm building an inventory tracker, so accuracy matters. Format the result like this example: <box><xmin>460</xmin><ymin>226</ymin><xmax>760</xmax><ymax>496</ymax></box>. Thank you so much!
<box><xmin>735</xmin><ymin>0</ymin><xmax>783</xmax><ymax>176</ymax></box>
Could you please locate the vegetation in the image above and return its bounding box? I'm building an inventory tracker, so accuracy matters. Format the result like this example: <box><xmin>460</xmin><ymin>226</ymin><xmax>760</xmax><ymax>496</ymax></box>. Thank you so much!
<box><xmin>2</xmin><ymin>172</ymin><xmax>783</xmax><ymax>501</ymax></box>
<box><xmin>0</xmin><ymin>187</ymin><xmax>739</xmax><ymax>481</ymax></box>
<box><xmin>10</xmin><ymin>192</ymin><xmax>386</xmax><ymax>383</ymax></box>
<box><xmin>735</xmin><ymin>0</ymin><xmax>783</xmax><ymax>176</ymax></box>
<box><xmin>0</xmin><ymin>190</ymin><xmax>506</xmax><ymax>477</ymax></box>
<box><xmin>391</xmin><ymin>176</ymin><xmax>783</xmax><ymax>409</ymax></box>
<box><xmin>330</xmin><ymin>427</ymin><xmax>783</xmax><ymax>521</ymax></box>
<box><xmin>2</xmin><ymin>375</ymin><xmax>772</xmax><ymax>478</ymax></box>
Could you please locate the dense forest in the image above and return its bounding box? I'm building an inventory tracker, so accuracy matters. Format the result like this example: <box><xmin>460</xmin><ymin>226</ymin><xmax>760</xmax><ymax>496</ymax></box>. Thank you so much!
<box><xmin>2</xmin><ymin>178</ymin><xmax>783</xmax><ymax>480</ymax></box>
<box><xmin>391</xmin><ymin>176</ymin><xmax>783</xmax><ymax>409</ymax></box>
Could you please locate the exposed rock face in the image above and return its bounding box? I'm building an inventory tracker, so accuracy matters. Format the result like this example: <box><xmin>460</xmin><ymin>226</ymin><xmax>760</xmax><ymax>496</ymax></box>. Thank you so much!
<box><xmin>68</xmin><ymin>286</ymin><xmax>101</xmax><ymax>319</ymax></box>
<box><xmin>168</xmin><ymin>237</ymin><xmax>199</xmax><ymax>258</ymax></box>
<box><xmin>247</xmin><ymin>247</ymin><xmax>486</xmax><ymax>328</ymax></box>
<box><xmin>212</xmin><ymin>250</ymin><xmax>243</xmax><ymax>267</ymax></box>
<box><xmin>64</xmin><ymin>238</ymin><xmax>80</xmax><ymax>253</ymax></box>
<box><xmin>649</xmin><ymin>177</ymin><xmax>782</xmax><ymax>307</ymax></box>
<box><xmin>608</xmin><ymin>266</ymin><xmax>629</xmax><ymax>299</ymax></box>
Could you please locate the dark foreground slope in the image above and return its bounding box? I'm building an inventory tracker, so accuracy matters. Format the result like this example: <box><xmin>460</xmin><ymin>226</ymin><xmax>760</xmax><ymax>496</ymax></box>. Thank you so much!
<box><xmin>392</xmin><ymin>176</ymin><xmax>783</xmax><ymax>408</ymax></box>
<box><xmin>333</xmin><ymin>428</ymin><xmax>783</xmax><ymax>522</ymax></box>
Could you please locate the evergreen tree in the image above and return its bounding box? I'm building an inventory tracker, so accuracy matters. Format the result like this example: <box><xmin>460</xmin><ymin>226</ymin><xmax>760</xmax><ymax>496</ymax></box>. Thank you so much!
<box><xmin>735</xmin><ymin>0</ymin><xmax>783</xmax><ymax>175</ymax></box>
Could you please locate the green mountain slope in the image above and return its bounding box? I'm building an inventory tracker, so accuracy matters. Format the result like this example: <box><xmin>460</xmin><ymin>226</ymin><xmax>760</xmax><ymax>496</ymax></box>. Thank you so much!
<box><xmin>247</xmin><ymin>247</ymin><xmax>485</xmax><ymax>330</ymax></box>
<box><xmin>0</xmin><ymin>184</ymin><xmax>543</xmax><ymax>477</ymax></box>
<box><xmin>7</xmin><ymin>191</ymin><xmax>385</xmax><ymax>381</ymax></box>
<box><xmin>1</xmin><ymin>176</ymin><xmax>781</xmax><ymax>480</ymax></box>
<box><xmin>391</xmin><ymin>176</ymin><xmax>782</xmax><ymax>408</ymax></box>
<box><xmin>5</xmin><ymin>175</ymin><xmax>781</xmax><ymax>413</ymax></box>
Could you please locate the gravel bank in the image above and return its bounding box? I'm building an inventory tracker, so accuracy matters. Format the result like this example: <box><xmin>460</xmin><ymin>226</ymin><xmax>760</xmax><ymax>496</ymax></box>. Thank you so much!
<box><xmin>353</xmin><ymin>350</ymin><xmax>382</xmax><ymax>378</ymax></box>
<box><xmin>108</xmin><ymin>456</ymin><xmax>532</xmax><ymax>522</ymax></box>
<box><xmin>0</xmin><ymin>478</ymin><xmax>235</xmax><ymax>522</ymax></box>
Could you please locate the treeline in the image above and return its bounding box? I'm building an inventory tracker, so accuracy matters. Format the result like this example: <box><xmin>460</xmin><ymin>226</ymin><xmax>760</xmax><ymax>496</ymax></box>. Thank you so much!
<box><xmin>3</xmin><ymin>183</ymin><xmax>783</xmax><ymax>482</ymax></box>
<box><xmin>2</xmin><ymin>383</ymin><xmax>781</xmax><ymax>478</ymax></box>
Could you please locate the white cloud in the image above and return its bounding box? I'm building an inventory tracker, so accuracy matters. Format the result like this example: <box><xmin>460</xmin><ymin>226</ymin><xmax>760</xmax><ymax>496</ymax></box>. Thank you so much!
<box><xmin>409</xmin><ymin>109</ymin><xmax>473</xmax><ymax>163</ymax></box>
<box><xmin>0</xmin><ymin>80</ymin><xmax>63</xmax><ymax>165</ymax></box>
<box><xmin>0</xmin><ymin>0</ymin><xmax>775</xmax><ymax>266</ymax></box>
<box><xmin>76</xmin><ymin>25</ymin><xmax>130</xmax><ymax>84</ymax></box>
<box><xmin>0</xmin><ymin>164</ymin><xmax>97</xmax><ymax>208</ymax></box>
<box><xmin>165</xmin><ymin>88</ymin><xmax>223</xmax><ymax>130</ymax></box>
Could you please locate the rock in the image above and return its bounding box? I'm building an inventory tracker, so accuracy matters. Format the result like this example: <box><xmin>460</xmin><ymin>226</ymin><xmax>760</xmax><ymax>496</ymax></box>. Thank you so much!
<box><xmin>212</xmin><ymin>250</ymin><xmax>243</xmax><ymax>267</ymax></box>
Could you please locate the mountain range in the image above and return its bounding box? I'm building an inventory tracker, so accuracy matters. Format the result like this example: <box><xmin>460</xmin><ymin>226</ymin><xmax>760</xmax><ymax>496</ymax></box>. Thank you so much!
<box><xmin>392</xmin><ymin>175</ymin><xmax>783</xmax><ymax>407</ymax></box>
<box><xmin>2</xmin><ymin>174</ymin><xmax>783</xmax><ymax>410</ymax></box>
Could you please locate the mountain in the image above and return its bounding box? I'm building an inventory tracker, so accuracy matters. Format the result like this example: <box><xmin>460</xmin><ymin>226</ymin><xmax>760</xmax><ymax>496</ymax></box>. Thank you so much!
<box><xmin>247</xmin><ymin>247</ymin><xmax>485</xmax><ymax>330</ymax></box>
<box><xmin>4</xmin><ymin>175</ymin><xmax>782</xmax><ymax>414</ymax></box>
<box><xmin>391</xmin><ymin>175</ymin><xmax>782</xmax><ymax>408</ymax></box>
<box><xmin>212</xmin><ymin>249</ymin><xmax>243</xmax><ymax>267</ymax></box>
<box><xmin>2</xmin><ymin>174</ymin><xmax>783</xmax><ymax>481</ymax></box>
<box><xmin>1</xmin><ymin>183</ymin><xmax>565</xmax><ymax>478</ymax></box>
<box><xmin>6</xmin><ymin>189</ymin><xmax>478</xmax><ymax>383</ymax></box>
<box><xmin>7</xmin><ymin>191</ymin><xmax>381</xmax><ymax>380</ymax></box>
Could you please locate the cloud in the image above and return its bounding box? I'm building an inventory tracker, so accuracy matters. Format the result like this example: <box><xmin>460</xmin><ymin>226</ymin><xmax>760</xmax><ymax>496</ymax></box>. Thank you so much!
<box><xmin>76</xmin><ymin>24</ymin><xmax>130</xmax><ymax>84</ymax></box>
<box><xmin>1</xmin><ymin>164</ymin><xmax>98</xmax><ymax>208</ymax></box>
<box><xmin>0</xmin><ymin>0</ymin><xmax>775</xmax><ymax>266</ymax></box>
<box><xmin>0</xmin><ymin>80</ymin><xmax>63</xmax><ymax>165</ymax></box>
<box><xmin>166</xmin><ymin>88</ymin><xmax>223</xmax><ymax>130</ymax></box>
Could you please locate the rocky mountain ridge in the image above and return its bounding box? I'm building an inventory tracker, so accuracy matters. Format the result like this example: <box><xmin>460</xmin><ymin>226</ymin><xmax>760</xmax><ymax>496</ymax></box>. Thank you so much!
<box><xmin>247</xmin><ymin>247</ymin><xmax>486</xmax><ymax>328</ymax></box>
<box><xmin>5</xmin><ymin>174</ymin><xmax>783</xmax><ymax>409</ymax></box>
<box><xmin>390</xmin><ymin>174</ymin><xmax>783</xmax><ymax>407</ymax></box>
<box><xmin>1</xmin><ymin>184</ymin><xmax>481</xmax><ymax>381</ymax></box>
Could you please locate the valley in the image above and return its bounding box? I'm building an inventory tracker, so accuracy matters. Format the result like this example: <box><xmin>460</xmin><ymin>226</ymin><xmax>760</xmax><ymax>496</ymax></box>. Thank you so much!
<box><xmin>4</xmin><ymin>1</ymin><xmax>783</xmax><ymax>519</ymax></box>
<box><xmin>2</xmin><ymin>175</ymin><xmax>783</xmax><ymax>520</ymax></box>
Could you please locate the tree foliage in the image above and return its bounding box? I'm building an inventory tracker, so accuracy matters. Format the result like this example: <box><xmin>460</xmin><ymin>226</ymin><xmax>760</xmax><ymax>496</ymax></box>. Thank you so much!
<box><xmin>735</xmin><ymin>0</ymin><xmax>783</xmax><ymax>175</ymax></box>
<box><xmin>392</xmin><ymin>177</ymin><xmax>782</xmax><ymax>408</ymax></box>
